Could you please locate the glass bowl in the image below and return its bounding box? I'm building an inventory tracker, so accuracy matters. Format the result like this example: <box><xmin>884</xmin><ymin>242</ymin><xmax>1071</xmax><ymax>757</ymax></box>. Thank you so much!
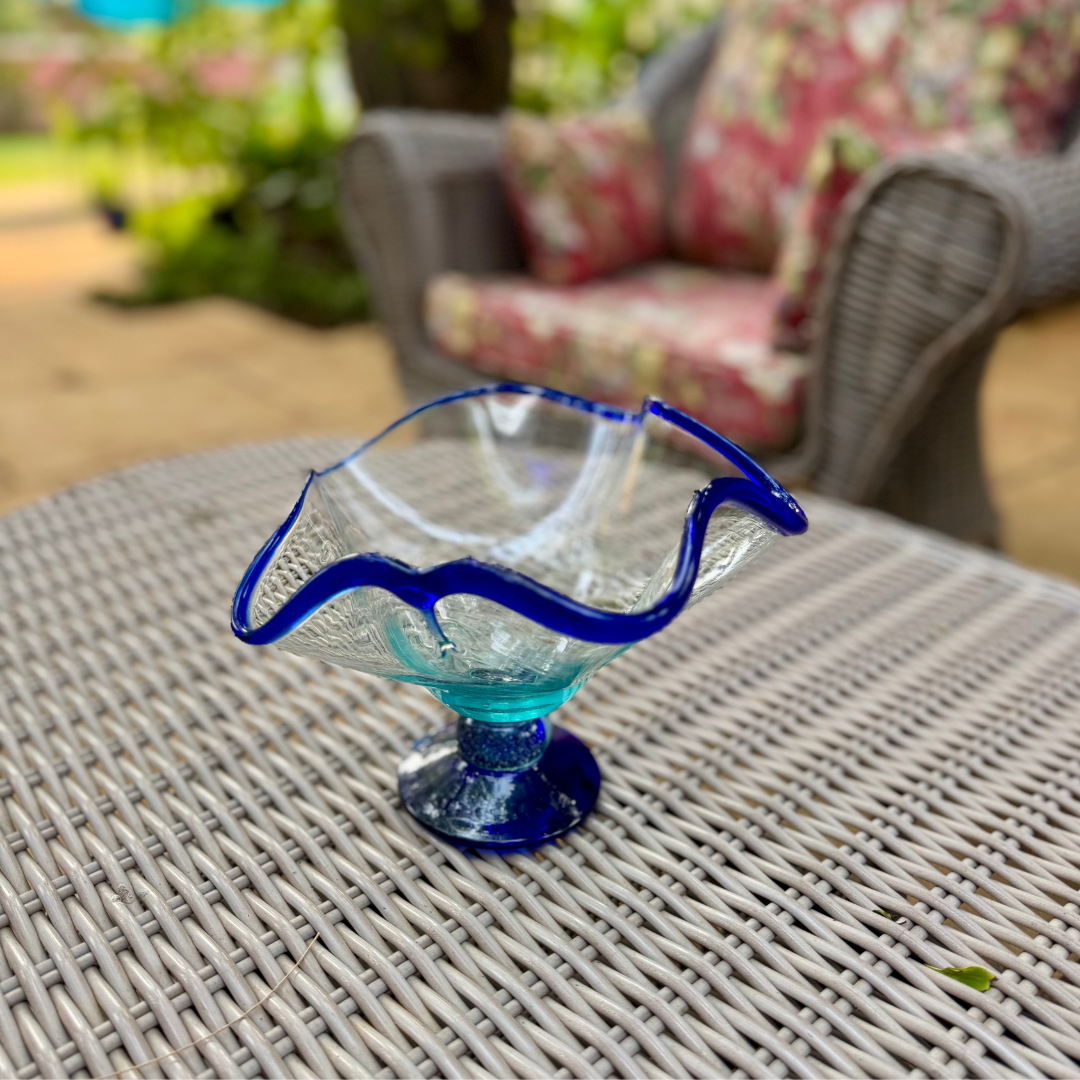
<box><xmin>232</xmin><ymin>385</ymin><xmax>807</xmax><ymax>848</ymax></box>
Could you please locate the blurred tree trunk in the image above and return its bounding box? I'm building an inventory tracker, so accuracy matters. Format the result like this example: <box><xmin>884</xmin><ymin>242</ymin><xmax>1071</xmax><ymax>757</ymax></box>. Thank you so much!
<box><xmin>337</xmin><ymin>0</ymin><xmax>513</xmax><ymax>114</ymax></box>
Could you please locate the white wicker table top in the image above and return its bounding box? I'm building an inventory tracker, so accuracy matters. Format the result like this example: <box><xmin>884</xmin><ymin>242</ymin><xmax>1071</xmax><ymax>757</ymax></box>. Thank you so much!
<box><xmin>1</xmin><ymin>437</ymin><xmax>1079</xmax><ymax>1080</ymax></box>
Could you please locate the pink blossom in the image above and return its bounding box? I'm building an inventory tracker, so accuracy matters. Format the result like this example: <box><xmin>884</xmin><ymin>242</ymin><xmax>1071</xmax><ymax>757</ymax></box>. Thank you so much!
<box><xmin>193</xmin><ymin>53</ymin><xmax>260</xmax><ymax>98</ymax></box>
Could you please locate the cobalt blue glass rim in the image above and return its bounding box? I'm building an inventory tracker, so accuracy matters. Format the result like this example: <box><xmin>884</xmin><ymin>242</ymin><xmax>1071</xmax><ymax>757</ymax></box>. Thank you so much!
<box><xmin>231</xmin><ymin>383</ymin><xmax>808</xmax><ymax>648</ymax></box>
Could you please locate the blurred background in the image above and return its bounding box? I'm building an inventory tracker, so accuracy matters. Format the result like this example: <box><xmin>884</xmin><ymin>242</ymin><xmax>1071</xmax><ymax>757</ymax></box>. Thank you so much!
<box><xmin>1</xmin><ymin>0</ymin><xmax>1078</xmax><ymax>582</ymax></box>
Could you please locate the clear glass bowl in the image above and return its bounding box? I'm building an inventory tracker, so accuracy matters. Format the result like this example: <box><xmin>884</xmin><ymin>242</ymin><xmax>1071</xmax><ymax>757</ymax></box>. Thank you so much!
<box><xmin>233</xmin><ymin>385</ymin><xmax>806</xmax><ymax>847</ymax></box>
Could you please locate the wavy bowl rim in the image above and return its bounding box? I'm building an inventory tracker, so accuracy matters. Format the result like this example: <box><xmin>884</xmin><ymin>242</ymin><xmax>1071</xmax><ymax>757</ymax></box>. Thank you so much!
<box><xmin>231</xmin><ymin>383</ymin><xmax>808</xmax><ymax>648</ymax></box>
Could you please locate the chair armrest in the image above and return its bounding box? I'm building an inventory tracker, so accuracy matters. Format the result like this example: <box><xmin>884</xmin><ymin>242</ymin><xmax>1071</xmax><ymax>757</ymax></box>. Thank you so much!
<box><xmin>338</xmin><ymin>110</ymin><xmax>524</xmax><ymax>391</ymax></box>
<box><xmin>806</xmin><ymin>149</ymin><xmax>1080</xmax><ymax>513</ymax></box>
<box><xmin>797</xmin><ymin>152</ymin><xmax>1028</xmax><ymax>538</ymax></box>
<box><xmin>979</xmin><ymin>153</ymin><xmax>1080</xmax><ymax>308</ymax></box>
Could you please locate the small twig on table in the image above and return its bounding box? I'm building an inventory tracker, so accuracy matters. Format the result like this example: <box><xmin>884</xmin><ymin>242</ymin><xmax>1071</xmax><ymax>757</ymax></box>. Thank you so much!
<box><xmin>100</xmin><ymin>932</ymin><xmax>321</xmax><ymax>1079</ymax></box>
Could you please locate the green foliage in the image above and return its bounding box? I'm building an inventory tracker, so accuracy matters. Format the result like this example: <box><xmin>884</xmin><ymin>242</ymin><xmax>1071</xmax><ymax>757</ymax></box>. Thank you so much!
<box><xmin>66</xmin><ymin>0</ymin><xmax>367</xmax><ymax>326</ymax></box>
<box><xmin>62</xmin><ymin>0</ymin><xmax>349</xmax><ymax>164</ymax></box>
<box><xmin>512</xmin><ymin>0</ymin><xmax>719</xmax><ymax>114</ymax></box>
<box><xmin>0</xmin><ymin>0</ymin><xmax>38</xmax><ymax>30</ymax></box>
<box><xmin>928</xmin><ymin>966</ymin><xmax>996</xmax><ymax>992</ymax></box>
<box><xmin>109</xmin><ymin>128</ymin><xmax>369</xmax><ymax>326</ymax></box>
<box><xmin>58</xmin><ymin>0</ymin><xmax>720</xmax><ymax>323</ymax></box>
<box><xmin>0</xmin><ymin>136</ymin><xmax>74</xmax><ymax>183</ymax></box>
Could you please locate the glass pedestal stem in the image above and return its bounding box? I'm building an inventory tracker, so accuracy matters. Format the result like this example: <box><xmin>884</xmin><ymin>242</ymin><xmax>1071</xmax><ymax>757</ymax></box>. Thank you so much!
<box><xmin>456</xmin><ymin>716</ymin><xmax>550</xmax><ymax>772</ymax></box>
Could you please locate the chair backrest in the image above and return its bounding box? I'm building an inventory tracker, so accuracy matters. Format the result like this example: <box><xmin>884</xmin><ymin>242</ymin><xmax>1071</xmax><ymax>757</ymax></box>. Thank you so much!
<box><xmin>634</xmin><ymin>21</ymin><xmax>721</xmax><ymax>200</ymax></box>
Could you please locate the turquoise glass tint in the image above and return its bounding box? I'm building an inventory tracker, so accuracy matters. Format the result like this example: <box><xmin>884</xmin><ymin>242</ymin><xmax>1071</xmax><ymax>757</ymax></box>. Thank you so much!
<box><xmin>78</xmin><ymin>0</ymin><xmax>175</xmax><ymax>23</ymax></box>
<box><xmin>234</xmin><ymin>386</ymin><xmax>806</xmax><ymax>724</ymax></box>
<box><xmin>77</xmin><ymin>0</ymin><xmax>283</xmax><ymax>25</ymax></box>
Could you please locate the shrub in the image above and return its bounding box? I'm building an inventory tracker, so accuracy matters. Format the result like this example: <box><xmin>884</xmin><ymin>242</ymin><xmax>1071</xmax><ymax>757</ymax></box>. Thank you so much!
<box><xmin>57</xmin><ymin>0</ymin><xmax>368</xmax><ymax>326</ymax></box>
<box><xmin>112</xmin><ymin>127</ymin><xmax>369</xmax><ymax>325</ymax></box>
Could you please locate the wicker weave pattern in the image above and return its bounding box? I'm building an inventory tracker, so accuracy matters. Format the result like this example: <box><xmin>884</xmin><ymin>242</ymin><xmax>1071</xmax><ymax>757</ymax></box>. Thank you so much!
<box><xmin>803</xmin><ymin>158</ymin><xmax>1019</xmax><ymax>536</ymax></box>
<box><xmin>1</xmin><ymin>439</ymin><xmax>1080</xmax><ymax>1079</ymax></box>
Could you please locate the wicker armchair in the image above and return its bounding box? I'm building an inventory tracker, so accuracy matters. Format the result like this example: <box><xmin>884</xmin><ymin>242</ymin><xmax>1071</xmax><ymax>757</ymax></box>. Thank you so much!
<box><xmin>339</xmin><ymin>20</ymin><xmax>1080</xmax><ymax>545</ymax></box>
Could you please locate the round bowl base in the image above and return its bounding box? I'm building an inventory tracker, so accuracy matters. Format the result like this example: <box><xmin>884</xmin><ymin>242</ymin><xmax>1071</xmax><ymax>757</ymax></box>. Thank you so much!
<box><xmin>398</xmin><ymin>724</ymin><xmax>600</xmax><ymax>849</ymax></box>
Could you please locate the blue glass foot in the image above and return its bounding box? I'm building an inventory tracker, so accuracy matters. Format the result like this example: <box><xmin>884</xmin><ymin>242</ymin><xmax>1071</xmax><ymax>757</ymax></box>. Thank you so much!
<box><xmin>398</xmin><ymin>717</ymin><xmax>600</xmax><ymax>849</ymax></box>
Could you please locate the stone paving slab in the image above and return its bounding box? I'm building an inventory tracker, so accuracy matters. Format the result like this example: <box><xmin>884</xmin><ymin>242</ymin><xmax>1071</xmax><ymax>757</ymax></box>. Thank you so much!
<box><xmin>0</xmin><ymin>290</ymin><xmax>405</xmax><ymax>516</ymax></box>
<box><xmin>0</xmin><ymin>182</ymin><xmax>405</xmax><ymax>518</ymax></box>
<box><xmin>983</xmin><ymin>300</ymin><xmax>1080</xmax><ymax>583</ymax></box>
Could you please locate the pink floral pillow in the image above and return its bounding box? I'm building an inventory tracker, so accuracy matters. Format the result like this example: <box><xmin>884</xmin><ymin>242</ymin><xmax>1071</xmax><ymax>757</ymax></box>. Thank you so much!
<box><xmin>502</xmin><ymin>110</ymin><xmax>666</xmax><ymax>285</ymax></box>
<box><xmin>672</xmin><ymin>0</ymin><xmax>1080</xmax><ymax>275</ymax></box>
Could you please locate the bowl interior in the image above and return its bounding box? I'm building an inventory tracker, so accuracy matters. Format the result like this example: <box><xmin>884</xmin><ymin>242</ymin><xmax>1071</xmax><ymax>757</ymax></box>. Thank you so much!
<box><xmin>243</xmin><ymin>389</ymin><xmax>785</xmax><ymax>720</ymax></box>
<box><xmin>318</xmin><ymin>391</ymin><xmax>762</xmax><ymax>605</ymax></box>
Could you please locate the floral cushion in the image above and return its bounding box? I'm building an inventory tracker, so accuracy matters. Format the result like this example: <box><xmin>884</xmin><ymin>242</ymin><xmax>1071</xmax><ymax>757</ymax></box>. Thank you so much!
<box><xmin>425</xmin><ymin>263</ymin><xmax>808</xmax><ymax>452</ymax></box>
<box><xmin>502</xmin><ymin>110</ymin><xmax>666</xmax><ymax>286</ymax></box>
<box><xmin>773</xmin><ymin>123</ymin><xmax>976</xmax><ymax>349</ymax></box>
<box><xmin>672</xmin><ymin>0</ymin><xmax>1080</xmax><ymax>274</ymax></box>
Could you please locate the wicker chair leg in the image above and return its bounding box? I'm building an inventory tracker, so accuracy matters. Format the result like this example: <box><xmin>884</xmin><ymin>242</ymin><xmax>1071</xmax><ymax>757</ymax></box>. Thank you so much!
<box><xmin>872</xmin><ymin>337</ymin><xmax>999</xmax><ymax>546</ymax></box>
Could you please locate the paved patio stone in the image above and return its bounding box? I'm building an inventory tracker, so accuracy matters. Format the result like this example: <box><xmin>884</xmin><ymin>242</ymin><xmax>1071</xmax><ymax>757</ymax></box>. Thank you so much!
<box><xmin>983</xmin><ymin>299</ymin><xmax>1080</xmax><ymax>583</ymax></box>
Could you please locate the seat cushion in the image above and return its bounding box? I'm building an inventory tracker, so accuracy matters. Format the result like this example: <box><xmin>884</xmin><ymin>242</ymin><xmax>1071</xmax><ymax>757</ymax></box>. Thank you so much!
<box><xmin>502</xmin><ymin>110</ymin><xmax>666</xmax><ymax>286</ymax></box>
<box><xmin>425</xmin><ymin>263</ymin><xmax>808</xmax><ymax>453</ymax></box>
<box><xmin>671</xmin><ymin>0</ymin><xmax>1080</xmax><ymax>274</ymax></box>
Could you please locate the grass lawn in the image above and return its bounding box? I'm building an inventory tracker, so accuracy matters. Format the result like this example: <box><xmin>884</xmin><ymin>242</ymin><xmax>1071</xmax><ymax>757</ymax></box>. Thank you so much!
<box><xmin>0</xmin><ymin>133</ymin><xmax>86</xmax><ymax>184</ymax></box>
<box><xmin>0</xmin><ymin>133</ymin><xmax>161</xmax><ymax>195</ymax></box>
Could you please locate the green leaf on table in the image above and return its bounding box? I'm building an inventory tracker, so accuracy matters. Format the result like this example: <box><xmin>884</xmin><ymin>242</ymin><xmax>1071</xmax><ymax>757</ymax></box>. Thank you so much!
<box><xmin>927</xmin><ymin>965</ymin><xmax>995</xmax><ymax>991</ymax></box>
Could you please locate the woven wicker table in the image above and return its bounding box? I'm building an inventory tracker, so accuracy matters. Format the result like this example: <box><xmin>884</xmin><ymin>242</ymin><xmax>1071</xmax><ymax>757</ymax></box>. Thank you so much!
<box><xmin>2</xmin><ymin>437</ymin><xmax>1080</xmax><ymax>1080</ymax></box>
